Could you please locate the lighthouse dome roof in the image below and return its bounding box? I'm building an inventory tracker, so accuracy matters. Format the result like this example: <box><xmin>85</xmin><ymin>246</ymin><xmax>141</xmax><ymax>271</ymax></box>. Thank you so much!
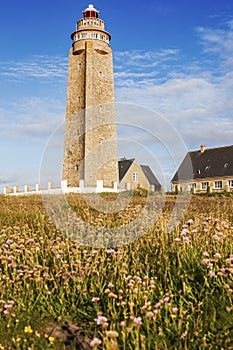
<box><xmin>83</xmin><ymin>4</ymin><xmax>99</xmax><ymax>14</ymax></box>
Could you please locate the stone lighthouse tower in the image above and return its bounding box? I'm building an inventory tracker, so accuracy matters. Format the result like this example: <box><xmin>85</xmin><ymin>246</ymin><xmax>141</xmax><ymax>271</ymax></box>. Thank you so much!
<box><xmin>62</xmin><ymin>4</ymin><xmax>119</xmax><ymax>189</ymax></box>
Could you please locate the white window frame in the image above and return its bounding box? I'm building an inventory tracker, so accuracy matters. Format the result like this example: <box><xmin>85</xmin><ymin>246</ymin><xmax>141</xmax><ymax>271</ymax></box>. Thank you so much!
<box><xmin>132</xmin><ymin>172</ymin><xmax>138</xmax><ymax>182</ymax></box>
<box><xmin>214</xmin><ymin>181</ymin><xmax>222</xmax><ymax>189</ymax></box>
<box><xmin>201</xmin><ymin>182</ymin><xmax>209</xmax><ymax>190</ymax></box>
<box><xmin>228</xmin><ymin>180</ymin><xmax>233</xmax><ymax>188</ymax></box>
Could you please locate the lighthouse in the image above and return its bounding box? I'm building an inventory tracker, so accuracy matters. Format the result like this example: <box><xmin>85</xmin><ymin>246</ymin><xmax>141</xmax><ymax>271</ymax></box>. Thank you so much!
<box><xmin>62</xmin><ymin>4</ymin><xmax>119</xmax><ymax>189</ymax></box>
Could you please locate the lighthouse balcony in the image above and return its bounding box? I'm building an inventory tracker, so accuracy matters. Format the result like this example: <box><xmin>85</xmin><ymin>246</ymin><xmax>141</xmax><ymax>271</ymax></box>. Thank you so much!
<box><xmin>78</xmin><ymin>18</ymin><xmax>104</xmax><ymax>30</ymax></box>
<box><xmin>72</xmin><ymin>30</ymin><xmax>110</xmax><ymax>44</ymax></box>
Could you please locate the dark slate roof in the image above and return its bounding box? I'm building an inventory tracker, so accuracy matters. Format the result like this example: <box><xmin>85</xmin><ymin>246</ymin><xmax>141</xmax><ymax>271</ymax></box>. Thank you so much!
<box><xmin>171</xmin><ymin>145</ymin><xmax>233</xmax><ymax>182</ymax></box>
<box><xmin>140</xmin><ymin>165</ymin><xmax>161</xmax><ymax>190</ymax></box>
<box><xmin>118</xmin><ymin>159</ymin><xmax>135</xmax><ymax>181</ymax></box>
<box><xmin>118</xmin><ymin>159</ymin><xmax>161</xmax><ymax>190</ymax></box>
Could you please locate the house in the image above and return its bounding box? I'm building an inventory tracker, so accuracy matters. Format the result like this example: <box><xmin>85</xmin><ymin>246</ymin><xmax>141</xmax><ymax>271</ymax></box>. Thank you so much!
<box><xmin>118</xmin><ymin>158</ymin><xmax>161</xmax><ymax>192</ymax></box>
<box><xmin>171</xmin><ymin>145</ymin><xmax>233</xmax><ymax>193</ymax></box>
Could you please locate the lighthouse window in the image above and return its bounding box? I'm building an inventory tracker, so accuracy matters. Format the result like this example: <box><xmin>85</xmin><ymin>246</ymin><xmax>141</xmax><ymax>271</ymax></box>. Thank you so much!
<box><xmin>75</xmin><ymin>165</ymin><xmax>79</xmax><ymax>171</ymax></box>
<box><xmin>100</xmin><ymin>34</ymin><xmax>104</xmax><ymax>40</ymax></box>
<box><xmin>78</xmin><ymin>63</ymin><xmax>81</xmax><ymax>70</ymax></box>
<box><xmin>99</xmin><ymin>71</ymin><xmax>102</xmax><ymax>77</ymax></box>
<box><xmin>78</xmin><ymin>96</ymin><xmax>81</xmax><ymax>103</ymax></box>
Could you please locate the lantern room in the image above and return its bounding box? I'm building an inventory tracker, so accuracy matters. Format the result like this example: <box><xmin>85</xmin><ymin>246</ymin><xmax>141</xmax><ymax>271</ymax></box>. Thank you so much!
<box><xmin>83</xmin><ymin>4</ymin><xmax>99</xmax><ymax>18</ymax></box>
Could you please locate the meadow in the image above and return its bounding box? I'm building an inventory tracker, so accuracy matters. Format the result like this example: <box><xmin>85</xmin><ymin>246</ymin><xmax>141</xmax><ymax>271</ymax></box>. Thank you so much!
<box><xmin>0</xmin><ymin>193</ymin><xmax>232</xmax><ymax>349</ymax></box>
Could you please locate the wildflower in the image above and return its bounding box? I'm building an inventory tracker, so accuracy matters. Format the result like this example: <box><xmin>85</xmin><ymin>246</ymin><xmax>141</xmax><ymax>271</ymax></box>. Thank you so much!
<box><xmin>202</xmin><ymin>259</ymin><xmax>209</xmax><ymax>265</ymax></box>
<box><xmin>94</xmin><ymin>315</ymin><xmax>108</xmax><ymax>325</ymax></box>
<box><xmin>133</xmin><ymin>317</ymin><xmax>142</xmax><ymax>326</ymax></box>
<box><xmin>108</xmin><ymin>292</ymin><xmax>117</xmax><ymax>299</ymax></box>
<box><xmin>35</xmin><ymin>331</ymin><xmax>41</xmax><ymax>338</ymax></box>
<box><xmin>106</xmin><ymin>248</ymin><xmax>115</xmax><ymax>254</ymax></box>
<box><xmin>213</xmin><ymin>235</ymin><xmax>220</xmax><ymax>242</ymax></box>
<box><xmin>106</xmin><ymin>330</ymin><xmax>119</xmax><ymax>339</ymax></box>
<box><xmin>174</xmin><ymin>238</ymin><xmax>181</xmax><ymax>242</ymax></box>
<box><xmin>24</xmin><ymin>325</ymin><xmax>33</xmax><ymax>334</ymax></box>
<box><xmin>155</xmin><ymin>301</ymin><xmax>162</xmax><ymax>308</ymax></box>
<box><xmin>183</xmin><ymin>237</ymin><xmax>190</xmax><ymax>243</ymax></box>
<box><xmin>146</xmin><ymin>311</ymin><xmax>154</xmax><ymax>319</ymax></box>
<box><xmin>181</xmin><ymin>229</ymin><xmax>189</xmax><ymax>236</ymax></box>
<box><xmin>48</xmin><ymin>336</ymin><xmax>55</xmax><ymax>344</ymax></box>
<box><xmin>92</xmin><ymin>297</ymin><xmax>100</xmax><ymax>303</ymax></box>
<box><xmin>90</xmin><ymin>338</ymin><xmax>102</xmax><ymax>347</ymax></box>
<box><xmin>203</xmin><ymin>251</ymin><xmax>209</xmax><ymax>257</ymax></box>
<box><xmin>16</xmin><ymin>337</ymin><xmax>21</xmax><ymax>343</ymax></box>
<box><xmin>214</xmin><ymin>253</ymin><xmax>221</xmax><ymax>259</ymax></box>
<box><xmin>164</xmin><ymin>297</ymin><xmax>170</xmax><ymax>303</ymax></box>
<box><xmin>172</xmin><ymin>307</ymin><xmax>178</xmax><ymax>313</ymax></box>
<box><xmin>120</xmin><ymin>321</ymin><xmax>125</xmax><ymax>327</ymax></box>
<box><xmin>108</xmin><ymin>282</ymin><xmax>114</xmax><ymax>288</ymax></box>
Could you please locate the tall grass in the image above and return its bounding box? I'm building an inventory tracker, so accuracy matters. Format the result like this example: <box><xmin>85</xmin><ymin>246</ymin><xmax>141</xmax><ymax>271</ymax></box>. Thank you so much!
<box><xmin>0</xmin><ymin>194</ymin><xmax>232</xmax><ymax>349</ymax></box>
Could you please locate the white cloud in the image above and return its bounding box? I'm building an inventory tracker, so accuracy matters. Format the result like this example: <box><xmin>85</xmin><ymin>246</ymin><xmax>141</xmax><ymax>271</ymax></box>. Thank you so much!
<box><xmin>0</xmin><ymin>55</ymin><xmax>68</xmax><ymax>81</ymax></box>
<box><xmin>0</xmin><ymin>96</ymin><xmax>65</xmax><ymax>141</ymax></box>
<box><xmin>196</xmin><ymin>20</ymin><xmax>233</xmax><ymax>66</ymax></box>
<box><xmin>114</xmin><ymin>20</ymin><xmax>233</xmax><ymax>153</ymax></box>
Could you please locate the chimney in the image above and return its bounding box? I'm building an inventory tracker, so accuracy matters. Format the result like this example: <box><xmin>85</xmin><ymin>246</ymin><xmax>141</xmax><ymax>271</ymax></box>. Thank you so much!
<box><xmin>200</xmin><ymin>145</ymin><xmax>206</xmax><ymax>153</ymax></box>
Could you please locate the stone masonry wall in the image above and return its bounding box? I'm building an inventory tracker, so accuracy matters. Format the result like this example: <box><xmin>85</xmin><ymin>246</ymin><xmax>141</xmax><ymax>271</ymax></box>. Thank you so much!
<box><xmin>62</xmin><ymin>28</ymin><xmax>119</xmax><ymax>188</ymax></box>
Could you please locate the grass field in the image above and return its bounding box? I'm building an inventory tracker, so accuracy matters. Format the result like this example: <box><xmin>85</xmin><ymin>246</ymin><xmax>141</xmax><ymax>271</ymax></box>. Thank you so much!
<box><xmin>0</xmin><ymin>193</ymin><xmax>232</xmax><ymax>349</ymax></box>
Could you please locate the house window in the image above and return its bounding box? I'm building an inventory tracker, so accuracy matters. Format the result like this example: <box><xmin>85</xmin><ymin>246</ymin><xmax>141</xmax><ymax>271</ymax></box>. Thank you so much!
<box><xmin>202</xmin><ymin>182</ymin><xmax>209</xmax><ymax>190</ymax></box>
<box><xmin>189</xmin><ymin>183</ymin><xmax>196</xmax><ymax>192</ymax></box>
<box><xmin>214</xmin><ymin>181</ymin><xmax>222</xmax><ymax>189</ymax></box>
<box><xmin>228</xmin><ymin>180</ymin><xmax>233</xmax><ymax>188</ymax></box>
<box><xmin>132</xmin><ymin>172</ymin><xmax>138</xmax><ymax>182</ymax></box>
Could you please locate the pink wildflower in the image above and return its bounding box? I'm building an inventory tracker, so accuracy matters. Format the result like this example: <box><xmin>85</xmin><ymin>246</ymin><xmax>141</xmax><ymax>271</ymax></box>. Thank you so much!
<box><xmin>94</xmin><ymin>315</ymin><xmax>108</xmax><ymax>325</ymax></box>
<box><xmin>133</xmin><ymin>317</ymin><xmax>142</xmax><ymax>326</ymax></box>
<box><xmin>90</xmin><ymin>338</ymin><xmax>102</xmax><ymax>347</ymax></box>
<box><xmin>92</xmin><ymin>297</ymin><xmax>100</xmax><ymax>303</ymax></box>
<box><xmin>172</xmin><ymin>307</ymin><xmax>178</xmax><ymax>313</ymax></box>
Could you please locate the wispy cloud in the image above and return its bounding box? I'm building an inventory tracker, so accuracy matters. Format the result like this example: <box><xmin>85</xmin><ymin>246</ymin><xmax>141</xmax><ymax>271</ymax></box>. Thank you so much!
<box><xmin>0</xmin><ymin>55</ymin><xmax>68</xmax><ymax>81</ymax></box>
<box><xmin>114</xmin><ymin>20</ymin><xmax>233</xmax><ymax>151</ymax></box>
<box><xmin>1</xmin><ymin>97</ymin><xmax>65</xmax><ymax>141</ymax></box>
<box><xmin>196</xmin><ymin>19</ymin><xmax>233</xmax><ymax>66</ymax></box>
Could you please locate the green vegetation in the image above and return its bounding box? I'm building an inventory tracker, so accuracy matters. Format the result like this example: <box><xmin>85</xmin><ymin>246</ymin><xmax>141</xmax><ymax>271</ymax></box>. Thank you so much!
<box><xmin>0</xmin><ymin>194</ymin><xmax>232</xmax><ymax>349</ymax></box>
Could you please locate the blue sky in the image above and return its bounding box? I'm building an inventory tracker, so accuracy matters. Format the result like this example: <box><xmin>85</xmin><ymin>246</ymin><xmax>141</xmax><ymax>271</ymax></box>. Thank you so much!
<box><xmin>1</xmin><ymin>0</ymin><xmax>233</xmax><ymax>191</ymax></box>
